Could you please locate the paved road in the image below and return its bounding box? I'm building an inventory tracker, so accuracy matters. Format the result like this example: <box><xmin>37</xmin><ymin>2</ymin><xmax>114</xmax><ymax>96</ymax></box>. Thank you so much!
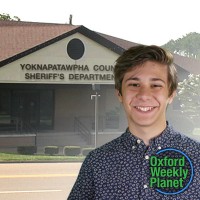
<box><xmin>0</xmin><ymin>162</ymin><xmax>82</xmax><ymax>200</ymax></box>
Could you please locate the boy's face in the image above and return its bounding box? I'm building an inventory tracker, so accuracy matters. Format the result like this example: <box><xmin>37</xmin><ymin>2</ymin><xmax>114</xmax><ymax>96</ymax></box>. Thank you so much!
<box><xmin>117</xmin><ymin>60</ymin><xmax>175</xmax><ymax>129</ymax></box>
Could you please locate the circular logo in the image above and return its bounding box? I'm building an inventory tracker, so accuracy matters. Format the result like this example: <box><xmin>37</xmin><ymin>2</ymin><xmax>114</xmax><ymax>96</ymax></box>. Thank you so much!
<box><xmin>149</xmin><ymin>148</ymin><xmax>194</xmax><ymax>195</ymax></box>
<box><xmin>67</xmin><ymin>38</ymin><xmax>85</xmax><ymax>60</ymax></box>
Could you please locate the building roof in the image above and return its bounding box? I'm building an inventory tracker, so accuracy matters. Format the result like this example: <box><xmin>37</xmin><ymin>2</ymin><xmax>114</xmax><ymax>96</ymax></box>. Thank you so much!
<box><xmin>0</xmin><ymin>21</ymin><xmax>80</xmax><ymax>66</ymax></box>
<box><xmin>0</xmin><ymin>20</ymin><xmax>200</xmax><ymax>74</ymax></box>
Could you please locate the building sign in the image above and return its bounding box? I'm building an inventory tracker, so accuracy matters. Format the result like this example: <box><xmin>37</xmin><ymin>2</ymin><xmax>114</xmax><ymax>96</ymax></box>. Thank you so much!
<box><xmin>20</xmin><ymin>63</ymin><xmax>114</xmax><ymax>83</ymax></box>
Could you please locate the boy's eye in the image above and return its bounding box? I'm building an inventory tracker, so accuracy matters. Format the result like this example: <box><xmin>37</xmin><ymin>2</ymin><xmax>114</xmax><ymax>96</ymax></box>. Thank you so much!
<box><xmin>130</xmin><ymin>83</ymin><xmax>140</xmax><ymax>87</ymax></box>
<box><xmin>152</xmin><ymin>84</ymin><xmax>162</xmax><ymax>88</ymax></box>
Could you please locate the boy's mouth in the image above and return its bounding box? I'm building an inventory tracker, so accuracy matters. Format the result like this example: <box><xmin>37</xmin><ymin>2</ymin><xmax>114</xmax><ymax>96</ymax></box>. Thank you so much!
<box><xmin>135</xmin><ymin>106</ymin><xmax>155</xmax><ymax>112</ymax></box>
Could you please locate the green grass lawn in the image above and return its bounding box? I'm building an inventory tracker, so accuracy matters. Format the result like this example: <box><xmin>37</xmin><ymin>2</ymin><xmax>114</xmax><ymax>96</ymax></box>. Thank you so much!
<box><xmin>0</xmin><ymin>152</ymin><xmax>85</xmax><ymax>162</ymax></box>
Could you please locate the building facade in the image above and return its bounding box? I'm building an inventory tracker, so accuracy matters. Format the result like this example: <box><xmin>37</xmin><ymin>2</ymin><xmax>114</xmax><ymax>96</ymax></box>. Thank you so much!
<box><xmin>0</xmin><ymin>21</ymin><xmax>199</xmax><ymax>152</ymax></box>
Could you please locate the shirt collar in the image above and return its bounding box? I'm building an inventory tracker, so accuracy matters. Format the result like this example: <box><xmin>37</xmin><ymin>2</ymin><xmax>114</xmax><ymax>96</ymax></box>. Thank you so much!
<box><xmin>121</xmin><ymin>122</ymin><xmax>174</xmax><ymax>150</ymax></box>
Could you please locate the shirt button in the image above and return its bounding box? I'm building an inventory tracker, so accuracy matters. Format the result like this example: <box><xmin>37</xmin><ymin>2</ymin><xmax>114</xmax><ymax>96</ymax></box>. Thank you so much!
<box><xmin>158</xmin><ymin>146</ymin><xmax>162</xmax><ymax>150</ymax></box>
<box><xmin>132</xmin><ymin>146</ymin><xmax>136</xmax><ymax>150</ymax></box>
<box><xmin>145</xmin><ymin>155</ymin><xmax>149</xmax><ymax>160</ymax></box>
<box><xmin>144</xmin><ymin>184</ymin><xmax>148</xmax><ymax>189</ymax></box>
<box><xmin>137</xmin><ymin>139</ymin><xmax>141</xmax><ymax>144</ymax></box>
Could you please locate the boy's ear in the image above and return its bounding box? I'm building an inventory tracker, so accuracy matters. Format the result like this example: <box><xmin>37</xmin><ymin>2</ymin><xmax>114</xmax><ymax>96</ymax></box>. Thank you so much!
<box><xmin>168</xmin><ymin>91</ymin><xmax>176</xmax><ymax>104</ymax></box>
<box><xmin>115</xmin><ymin>90</ymin><xmax>122</xmax><ymax>102</ymax></box>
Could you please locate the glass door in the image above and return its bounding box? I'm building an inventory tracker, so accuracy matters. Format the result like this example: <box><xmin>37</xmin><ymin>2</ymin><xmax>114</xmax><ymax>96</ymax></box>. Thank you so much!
<box><xmin>12</xmin><ymin>91</ymin><xmax>39</xmax><ymax>133</ymax></box>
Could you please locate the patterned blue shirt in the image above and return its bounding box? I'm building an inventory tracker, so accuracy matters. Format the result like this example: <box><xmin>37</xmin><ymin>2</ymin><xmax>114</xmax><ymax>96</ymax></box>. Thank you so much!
<box><xmin>68</xmin><ymin>124</ymin><xmax>200</xmax><ymax>199</ymax></box>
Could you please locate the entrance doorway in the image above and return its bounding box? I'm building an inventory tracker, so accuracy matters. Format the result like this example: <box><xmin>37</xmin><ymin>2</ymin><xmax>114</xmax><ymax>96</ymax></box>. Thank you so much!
<box><xmin>12</xmin><ymin>91</ymin><xmax>39</xmax><ymax>133</ymax></box>
<box><xmin>0</xmin><ymin>86</ymin><xmax>54</xmax><ymax>133</ymax></box>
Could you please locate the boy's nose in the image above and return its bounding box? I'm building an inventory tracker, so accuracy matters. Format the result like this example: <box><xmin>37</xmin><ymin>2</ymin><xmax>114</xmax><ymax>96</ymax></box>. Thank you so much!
<box><xmin>136</xmin><ymin>87</ymin><xmax>152</xmax><ymax>100</ymax></box>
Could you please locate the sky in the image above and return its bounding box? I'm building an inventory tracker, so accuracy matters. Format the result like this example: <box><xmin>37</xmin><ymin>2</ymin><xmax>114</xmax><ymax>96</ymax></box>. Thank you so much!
<box><xmin>1</xmin><ymin>0</ymin><xmax>200</xmax><ymax>45</ymax></box>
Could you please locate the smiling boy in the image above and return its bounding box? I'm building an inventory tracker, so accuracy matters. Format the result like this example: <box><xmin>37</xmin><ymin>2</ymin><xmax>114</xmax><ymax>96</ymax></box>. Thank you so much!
<box><xmin>67</xmin><ymin>45</ymin><xmax>200</xmax><ymax>199</ymax></box>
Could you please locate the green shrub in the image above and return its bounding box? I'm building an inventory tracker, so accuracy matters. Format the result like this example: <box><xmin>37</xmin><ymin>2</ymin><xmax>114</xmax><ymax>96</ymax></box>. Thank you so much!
<box><xmin>82</xmin><ymin>147</ymin><xmax>95</xmax><ymax>156</ymax></box>
<box><xmin>17</xmin><ymin>146</ymin><xmax>37</xmax><ymax>155</ymax></box>
<box><xmin>44</xmin><ymin>146</ymin><xmax>59</xmax><ymax>155</ymax></box>
<box><xmin>63</xmin><ymin>146</ymin><xmax>81</xmax><ymax>156</ymax></box>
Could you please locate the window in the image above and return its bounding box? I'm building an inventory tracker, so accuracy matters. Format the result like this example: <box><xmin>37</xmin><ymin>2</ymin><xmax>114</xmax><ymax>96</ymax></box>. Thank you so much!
<box><xmin>39</xmin><ymin>90</ymin><xmax>54</xmax><ymax>129</ymax></box>
<box><xmin>0</xmin><ymin>90</ymin><xmax>11</xmax><ymax>126</ymax></box>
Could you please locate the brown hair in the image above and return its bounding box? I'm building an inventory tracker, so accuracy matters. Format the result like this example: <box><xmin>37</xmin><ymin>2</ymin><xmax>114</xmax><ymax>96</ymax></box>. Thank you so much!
<box><xmin>114</xmin><ymin>45</ymin><xmax>178</xmax><ymax>96</ymax></box>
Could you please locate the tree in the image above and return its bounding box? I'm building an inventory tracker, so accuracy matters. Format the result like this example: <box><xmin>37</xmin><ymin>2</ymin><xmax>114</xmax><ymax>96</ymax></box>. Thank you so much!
<box><xmin>162</xmin><ymin>32</ymin><xmax>200</xmax><ymax>60</ymax></box>
<box><xmin>0</xmin><ymin>13</ymin><xmax>20</xmax><ymax>21</ymax></box>
<box><xmin>177</xmin><ymin>74</ymin><xmax>200</xmax><ymax>126</ymax></box>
